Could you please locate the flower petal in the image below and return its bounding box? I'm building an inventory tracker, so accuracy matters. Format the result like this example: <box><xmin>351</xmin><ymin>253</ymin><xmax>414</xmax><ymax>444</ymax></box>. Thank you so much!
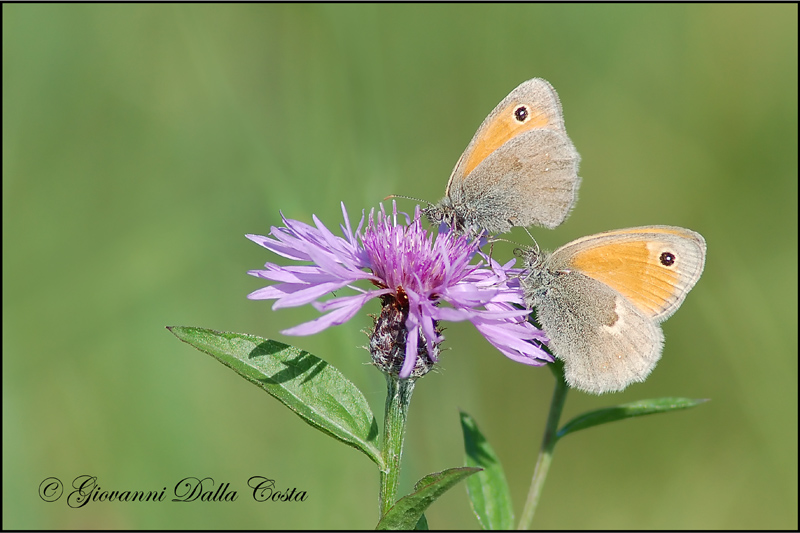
<box><xmin>271</xmin><ymin>281</ymin><xmax>353</xmax><ymax>309</ymax></box>
<box><xmin>281</xmin><ymin>296</ymin><xmax>369</xmax><ymax>336</ymax></box>
<box><xmin>400</xmin><ymin>322</ymin><xmax>420</xmax><ymax>379</ymax></box>
<box><xmin>248</xmin><ymin>201</ymin><xmax>550</xmax><ymax>377</ymax></box>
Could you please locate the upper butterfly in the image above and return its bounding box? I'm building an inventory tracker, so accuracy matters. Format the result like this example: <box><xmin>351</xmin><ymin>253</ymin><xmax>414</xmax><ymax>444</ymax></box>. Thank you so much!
<box><xmin>423</xmin><ymin>78</ymin><xmax>581</xmax><ymax>236</ymax></box>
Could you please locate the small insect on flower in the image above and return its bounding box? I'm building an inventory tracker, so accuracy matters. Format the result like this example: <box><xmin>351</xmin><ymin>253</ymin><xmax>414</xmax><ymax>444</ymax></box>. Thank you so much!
<box><xmin>247</xmin><ymin>202</ymin><xmax>552</xmax><ymax>379</ymax></box>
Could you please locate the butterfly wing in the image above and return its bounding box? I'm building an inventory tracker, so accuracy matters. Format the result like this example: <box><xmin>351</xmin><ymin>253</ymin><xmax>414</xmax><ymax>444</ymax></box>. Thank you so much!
<box><xmin>548</xmin><ymin>226</ymin><xmax>707</xmax><ymax>321</ymax></box>
<box><xmin>443</xmin><ymin>78</ymin><xmax>581</xmax><ymax>232</ymax></box>
<box><xmin>447</xmin><ymin>128</ymin><xmax>580</xmax><ymax>232</ymax></box>
<box><xmin>447</xmin><ymin>78</ymin><xmax>569</xmax><ymax>186</ymax></box>
<box><xmin>527</xmin><ymin>266</ymin><xmax>664</xmax><ymax>394</ymax></box>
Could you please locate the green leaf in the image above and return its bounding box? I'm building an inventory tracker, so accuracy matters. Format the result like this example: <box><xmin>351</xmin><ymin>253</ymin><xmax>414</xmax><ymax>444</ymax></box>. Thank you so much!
<box><xmin>167</xmin><ymin>326</ymin><xmax>383</xmax><ymax>469</ymax></box>
<box><xmin>376</xmin><ymin>467</ymin><xmax>482</xmax><ymax>530</ymax></box>
<box><xmin>557</xmin><ymin>397</ymin><xmax>709</xmax><ymax>440</ymax></box>
<box><xmin>460</xmin><ymin>411</ymin><xmax>514</xmax><ymax>530</ymax></box>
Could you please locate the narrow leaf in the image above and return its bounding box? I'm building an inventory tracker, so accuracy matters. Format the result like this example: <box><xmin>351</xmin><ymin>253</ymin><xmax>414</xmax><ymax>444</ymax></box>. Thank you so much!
<box><xmin>167</xmin><ymin>326</ymin><xmax>383</xmax><ymax>469</ymax></box>
<box><xmin>376</xmin><ymin>467</ymin><xmax>481</xmax><ymax>530</ymax></box>
<box><xmin>460</xmin><ymin>411</ymin><xmax>514</xmax><ymax>530</ymax></box>
<box><xmin>558</xmin><ymin>397</ymin><xmax>709</xmax><ymax>440</ymax></box>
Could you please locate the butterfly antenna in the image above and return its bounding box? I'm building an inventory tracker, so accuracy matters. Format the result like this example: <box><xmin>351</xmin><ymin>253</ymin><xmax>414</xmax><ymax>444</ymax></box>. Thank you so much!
<box><xmin>489</xmin><ymin>232</ymin><xmax>539</xmax><ymax>283</ymax></box>
<box><xmin>491</xmin><ymin>235</ymin><xmax>537</xmax><ymax>256</ymax></box>
<box><xmin>384</xmin><ymin>193</ymin><xmax>426</xmax><ymax>204</ymax></box>
<box><xmin>480</xmin><ymin>235</ymin><xmax>522</xmax><ymax>278</ymax></box>
<box><xmin>522</xmin><ymin>227</ymin><xmax>540</xmax><ymax>256</ymax></box>
<box><xmin>383</xmin><ymin>194</ymin><xmax>429</xmax><ymax>225</ymax></box>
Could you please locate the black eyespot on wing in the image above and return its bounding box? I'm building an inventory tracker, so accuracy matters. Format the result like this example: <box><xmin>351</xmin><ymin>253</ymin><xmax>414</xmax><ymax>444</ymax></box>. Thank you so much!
<box><xmin>514</xmin><ymin>105</ymin><xmax>529</xmax><ymax>123</ymax></box>
<box><xmin>660</xmin><ymin>251</ymin><xmax>676</xmax><ymax>266</ymax></box>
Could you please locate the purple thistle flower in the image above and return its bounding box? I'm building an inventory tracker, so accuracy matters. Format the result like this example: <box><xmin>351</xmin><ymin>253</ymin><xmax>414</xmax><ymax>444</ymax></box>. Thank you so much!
<box><xmin>246</xmin><ymin>202</ymin><xmax>552</xmax><ymax>379</ymax></box>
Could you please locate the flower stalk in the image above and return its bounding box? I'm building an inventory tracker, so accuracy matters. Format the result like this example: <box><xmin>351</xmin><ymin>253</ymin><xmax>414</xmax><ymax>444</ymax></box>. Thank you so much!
<box><xmin>246</xmin><ymin>201</ymin><xmax>556</xmax><ymax>521</ymax></box>
<box><xmin>517</xmin><ymin>360</ymin><xmax>569</xmax><ymax>530</ymax></box>
<box><xmin>379</xmin><ymin>374</ymin><xmax>416</xmax><ymax>517</ymax></box>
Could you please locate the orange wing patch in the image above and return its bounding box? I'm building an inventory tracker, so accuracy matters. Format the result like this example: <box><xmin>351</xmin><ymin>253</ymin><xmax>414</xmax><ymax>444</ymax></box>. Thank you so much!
<box><xmin>568</xmin><ymin>241</ymin><xmax>681</xmax><ymax>319</ymax></box>
<box><xmin>461</xmin><ymin>102</ymin><xmax>550</xmax><ymax>178</ymax></box>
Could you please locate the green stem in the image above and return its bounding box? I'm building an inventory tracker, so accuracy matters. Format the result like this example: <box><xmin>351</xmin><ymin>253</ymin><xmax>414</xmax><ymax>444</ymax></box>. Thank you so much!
<box><xmin>379</xmin><ymin>374</ymin><xmax>416</xmax><ymax>518</ymax></box>
<box><xmin>517</xmin><ymin>361</ymin><xmax>569</xmax><ymax>530</ymax></box>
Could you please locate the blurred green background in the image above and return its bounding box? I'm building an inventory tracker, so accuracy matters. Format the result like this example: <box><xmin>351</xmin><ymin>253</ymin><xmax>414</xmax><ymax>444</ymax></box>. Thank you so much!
<box><xmin>3</xmin><ymin>4</ymin><xmax>797</xmax><ymax>530</ymax></box>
